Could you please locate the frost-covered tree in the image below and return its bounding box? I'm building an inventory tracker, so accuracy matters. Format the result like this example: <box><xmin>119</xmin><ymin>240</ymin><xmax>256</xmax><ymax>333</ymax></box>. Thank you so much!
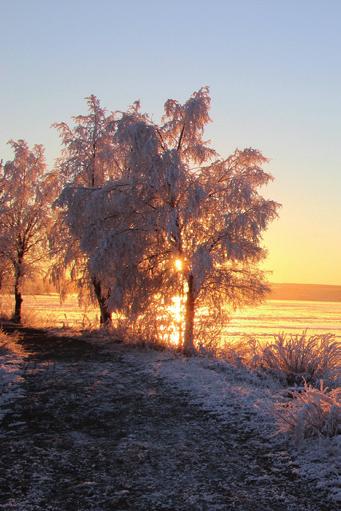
<box><xmin>77</xmin><ymin>88</ymin><xmax>280</xmax><ymax>352</ymax></box>
<box><xmin>0</xmin><ymin>255</ymin><xmax>10</xmax><ymax>291</ymax></box>
<box><xmin>0</xmin><ymin>140</ymin><xmax>56</xmax><ymax>322</ymax></box>
<box><xmin>51</xmin><ymin>95</ymin><xmax>118</xmax><ymax>324</ymax></box>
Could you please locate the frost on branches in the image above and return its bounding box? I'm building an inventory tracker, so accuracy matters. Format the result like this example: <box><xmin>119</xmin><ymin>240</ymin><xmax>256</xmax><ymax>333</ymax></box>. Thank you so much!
<box><xmin>55</xmin><ymin>88</ymin><xmax>280</xmax><ymax>351</ymax></box>
<box><xmin>0</xmin><ymin>140</ymin><xmax>56</xmax><ymax>322</ymax></box>
<box><xmin>51</xmin><ymin>96</ymin><xmax>118</xmax><ymax>324</ymax></box>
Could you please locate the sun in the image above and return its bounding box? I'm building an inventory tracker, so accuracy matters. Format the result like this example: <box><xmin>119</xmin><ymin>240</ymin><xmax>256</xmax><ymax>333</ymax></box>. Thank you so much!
<box><xmin>174</xmin><ymin>258</ymin><xmax>183</xmax><ymax>271</ymax></box>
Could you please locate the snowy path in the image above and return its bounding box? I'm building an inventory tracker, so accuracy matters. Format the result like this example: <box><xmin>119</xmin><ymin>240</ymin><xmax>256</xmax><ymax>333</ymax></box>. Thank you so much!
<box><xmin>0</xmin><ymin>329</ymin><xmax>333</xmax><ymax>510</ymax></box>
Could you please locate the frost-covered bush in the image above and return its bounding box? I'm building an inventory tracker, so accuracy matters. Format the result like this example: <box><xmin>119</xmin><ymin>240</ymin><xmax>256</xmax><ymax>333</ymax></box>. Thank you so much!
<box><xmin>211</xmin><ymin>337</ymin><xmax>259</xmax><ymax>368</ymax></box>
<box><xmin>276</xmin><ymin>382</ymin><xmax>340</xmax><ymax>445</ymax></box>
<box><xmin>113</xmin><ymin>304</ymin><xmax>182</xmax><ymax>351</ymax></box>
<box><xmin>241</xmin><ymin>332</ymin><xmax>340</xmax><ymax>386</ymax></box>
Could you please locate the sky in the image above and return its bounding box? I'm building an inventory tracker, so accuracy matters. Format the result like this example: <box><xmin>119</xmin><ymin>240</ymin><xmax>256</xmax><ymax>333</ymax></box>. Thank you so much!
<box><xmin>1</xmin><ymin>0</ymin><xmax>341</xmax><ymax>285</ymax></box>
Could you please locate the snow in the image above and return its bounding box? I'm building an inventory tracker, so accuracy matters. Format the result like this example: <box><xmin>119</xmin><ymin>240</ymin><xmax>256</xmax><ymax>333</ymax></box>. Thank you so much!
<box><xmin>297</xmin><ymin>436</ymin><xmax>341</xmax><ymax>502</ymax></box>
<box><xmin>1</xmin><ymin>328</ymin><xmax>339</xmax><ymax>505</ymax></box>
<box><xmin>0</xmin><ymin>340</ymin><xmax>25</xmax><ymax>421</ymax></box>
<box><xmin>120</xmin><ymin>345</ymin><xmax>340</xmax><ymax>503</ymax></box>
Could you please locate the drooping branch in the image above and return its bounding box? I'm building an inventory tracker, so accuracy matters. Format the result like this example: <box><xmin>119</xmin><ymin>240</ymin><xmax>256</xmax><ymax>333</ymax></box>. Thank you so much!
<box><xmin>177</xmin><ymin>123</ymin><xmax>185</xmax><ymax>152</ymax></box>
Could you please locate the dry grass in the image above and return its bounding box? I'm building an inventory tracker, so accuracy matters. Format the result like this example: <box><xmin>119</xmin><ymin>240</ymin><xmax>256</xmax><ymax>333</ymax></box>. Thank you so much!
<box><xmin>0</xmin><ymin>296</ymin><xmax>11</xmax><ymax>322</ymax></box>
<box><xmin>0</xmin><ymin>293</ymin><xmax>99</xmax><ymax>330</ymax></box>
<box><xmin>0</xmin><ymin>329</ymin><xmax>24</xmax><ymax>357</ymax></box>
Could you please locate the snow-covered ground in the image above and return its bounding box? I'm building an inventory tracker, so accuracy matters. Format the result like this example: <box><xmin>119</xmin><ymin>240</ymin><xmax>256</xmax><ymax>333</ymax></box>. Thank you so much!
<box><xmin>120</xmin><ymin>345</ymin><xmax>341</xmax><ymax>503</ymax></box>
<box><xmin>0</xmin><ymin>327</ymin><xmax>339</xmax><ymax>508</ymax></box>
<box><xmin>0</xmin><ymin>333</ymin><xmax>25</xmax><ymax>422</ymax></box>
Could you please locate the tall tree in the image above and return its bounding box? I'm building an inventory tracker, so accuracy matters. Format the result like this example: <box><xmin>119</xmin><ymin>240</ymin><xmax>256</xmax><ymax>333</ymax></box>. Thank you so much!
<box><xmin>0</xmin><ymin>140</ymin><xmax>55</xmax><ymax>323</ymax></box>
<box><xmin>75</xmin><ymin>88</ymin><xmax>280</xmax><ymax>352</ymax></box>
<box><xmin>52</xmin><ymin>95</ymin><xmax>118</xmax><ymax>324</ymax></box>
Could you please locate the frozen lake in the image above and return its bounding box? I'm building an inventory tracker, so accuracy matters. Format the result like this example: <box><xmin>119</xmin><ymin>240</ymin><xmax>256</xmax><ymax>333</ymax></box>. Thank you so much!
<box><xmin>226</xmin><ymin>299</ymin><xmax>341</xmax><ymax>340</ymax></box>
<box><xmin>1</xmin><ymin>294</ymin><xmax>340</xmax><ymax>340</ymax></box>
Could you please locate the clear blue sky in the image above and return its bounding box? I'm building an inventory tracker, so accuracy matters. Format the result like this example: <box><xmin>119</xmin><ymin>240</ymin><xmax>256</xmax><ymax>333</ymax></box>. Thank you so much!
<box><xmin>1</xmin><ymin>0</ymin><xmax>341</xmax><ymax>284</ymax></box>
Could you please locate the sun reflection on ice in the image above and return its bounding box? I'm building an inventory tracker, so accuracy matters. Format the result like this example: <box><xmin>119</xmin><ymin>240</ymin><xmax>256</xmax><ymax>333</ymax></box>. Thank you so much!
<box><xmin>166</xmin><ymin>295</ymin><xmax>184</xmax><ymax>346</ymax></box>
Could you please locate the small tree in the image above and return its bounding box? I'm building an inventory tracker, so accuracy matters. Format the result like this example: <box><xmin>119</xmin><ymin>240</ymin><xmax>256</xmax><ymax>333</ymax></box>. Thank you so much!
<box><xmin>52</xmin><ymin>95</ymin><xmax>118</xmax><ymax>324</ymax></box>
<box><xmin>0</xmin><ymin>140</ymin><xmax>55</xmax><ymax>323</ymax></box>
<box><xmin>77</xmin><ymin>88</ymin><xmax>280</xmax><ymax>352</ymax></box>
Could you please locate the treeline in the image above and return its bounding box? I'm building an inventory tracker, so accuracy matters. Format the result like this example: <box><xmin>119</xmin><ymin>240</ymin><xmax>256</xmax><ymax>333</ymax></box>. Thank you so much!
<box><xmin>0</xmin><ymin>88</ymin><xmax>279</xmax><ymax>353</ymax></box>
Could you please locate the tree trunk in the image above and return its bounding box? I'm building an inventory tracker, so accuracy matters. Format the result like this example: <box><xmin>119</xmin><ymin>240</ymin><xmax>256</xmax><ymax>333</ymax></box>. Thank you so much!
<box><xmin>12</xmin><ymin>254</ymin><xmax>24</xmax><ymax>323</ymax></box>
<box><xmin>12</xmin><ymin>270</ymin><xmax>23</xmax><ymax>324</ymax></box>
<box><xmin>92</xmin><ymin>276</ymin><xmax>111</xmax><ymax>326</ymax></box>
<box><xmin>13</xmin><ymin>284</ymin><xmax>23</xmax><ymax>323</ymax></box>
<box><xmin>183</xmin><ymin>273</ymin><xmax>195</xmax><ymax>355</ymax></box>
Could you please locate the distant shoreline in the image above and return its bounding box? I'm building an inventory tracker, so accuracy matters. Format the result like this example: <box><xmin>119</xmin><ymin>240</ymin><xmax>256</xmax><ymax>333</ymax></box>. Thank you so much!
<box><xmin>270</xmin><ymin>283</ymin><xmax>341</xmax><ymax>302</ymax></box>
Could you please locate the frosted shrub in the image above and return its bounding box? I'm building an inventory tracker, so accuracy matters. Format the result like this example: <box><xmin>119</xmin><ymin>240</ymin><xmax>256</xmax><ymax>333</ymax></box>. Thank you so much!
<box><xmin>113</xmin><ymin>304</ymin><xmax>180</xmax><ymax>350</ymax></box>
<box><xmin>251</xmin><ymin>332</ymin><xmax>340</xmax><ymax>386</ymax></box>
<box><xmin>276</xmin><ymin>382</ymin><xmax>341</xmax><ymax>445</ymax></box>
<box><xmin>214</xmin><ymin>337</ymin><xmax>261</xmax><ymax>368</ymax></box>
